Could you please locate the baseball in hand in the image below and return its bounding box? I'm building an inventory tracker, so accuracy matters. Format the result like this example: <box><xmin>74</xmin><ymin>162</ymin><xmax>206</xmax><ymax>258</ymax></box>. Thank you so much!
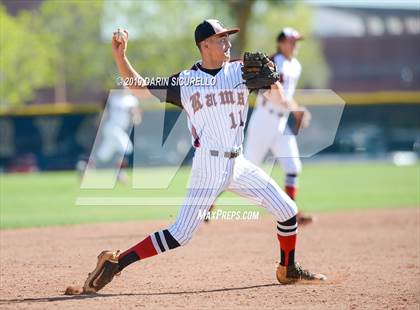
<box><xmin>115</xmin><ymin>29</ymin><xmax>127</xmax><ymax>43</ymax></box>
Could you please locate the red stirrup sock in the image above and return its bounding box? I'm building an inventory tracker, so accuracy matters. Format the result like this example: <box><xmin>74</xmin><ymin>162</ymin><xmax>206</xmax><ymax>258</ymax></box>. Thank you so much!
<box><xmin>285</xmin><ymin>186</ymin><xmax>297</xmax><ymax>200</ymax></box>
<box><xmin>276</xmin><ymin>215</ymin><xmax>297</xmax><ymax>266</ymax></box>
<box><xmin>285</xmin><ymin>173</ymin><xmax>298</xmax><ymax>200</ymax></box>
<box><xmin>118</xmin><ymin>229</ymin><xmax>180</xmax><ymax>271</ymax></box>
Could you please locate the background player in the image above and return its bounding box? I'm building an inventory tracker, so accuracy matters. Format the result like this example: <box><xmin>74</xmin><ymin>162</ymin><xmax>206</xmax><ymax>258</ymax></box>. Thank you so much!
<box><xmin>244</xmin><ymin>27</ymin><xmax>313</xmax><ymax>225</ymax></box>
<box><xmin>79</xmin><ymin>20</ymin><xmax>326</xmax><ymax>294</ymax></box>
<box><xmin>78</xmin><ymin>86</ymin><xmax>142</xmax><ymax>184</ymax></box>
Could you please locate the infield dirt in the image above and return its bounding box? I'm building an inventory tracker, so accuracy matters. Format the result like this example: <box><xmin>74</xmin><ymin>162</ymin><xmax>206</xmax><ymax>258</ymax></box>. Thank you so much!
<box><xmin>0</xmin><ymin>207</ymin><xmax>419</xmax><ymax>309</ymax></box>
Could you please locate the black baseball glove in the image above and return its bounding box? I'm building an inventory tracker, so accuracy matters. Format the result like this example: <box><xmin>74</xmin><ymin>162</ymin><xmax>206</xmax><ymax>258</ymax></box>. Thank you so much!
<box><xmin>241</xmin><ymin>52</ymin><xmax>279</xmax><ymax>90</ymax></box>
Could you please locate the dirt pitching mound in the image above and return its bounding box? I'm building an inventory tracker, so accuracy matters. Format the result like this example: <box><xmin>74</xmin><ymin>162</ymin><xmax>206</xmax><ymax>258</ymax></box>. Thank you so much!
<box><xmin>0</xmin><ymin>208</ymin><xmax>419</xmax><ymax>309</ymax></box>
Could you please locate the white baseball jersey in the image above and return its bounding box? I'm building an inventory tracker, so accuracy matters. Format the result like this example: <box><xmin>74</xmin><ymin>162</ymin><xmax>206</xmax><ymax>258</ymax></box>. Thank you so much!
<box><xmin>96</xmin><ymin>91</ymin><xmax>139</xmax><ymax>162</ymax></box>
<box><xmin>244</xmin><ymin>53</ymin><xmax>302</xmax><ymax>176</ymax></box>
<box><xmin>146</xmin><ymin>59</ymin><xmax>297</xmax><ymax>246</ymax></box>
<box><xmin>180</xmin><ymin>61</ymin><xmax>249</xmax><ymax>150</ymax></box>
<box><xmin>107</xmin><ymin>91</ymin><xmax>140</xmax><ymax>131</ymax></box>
<box><xmin>272</xmin><ymin>53</ymin><xmax>301</xmax><ymax>101</ymax></box>
<box><xmin>149</xmin><ymin>60</ymin><xmax>248</xmax><ymax>150</ymax></box>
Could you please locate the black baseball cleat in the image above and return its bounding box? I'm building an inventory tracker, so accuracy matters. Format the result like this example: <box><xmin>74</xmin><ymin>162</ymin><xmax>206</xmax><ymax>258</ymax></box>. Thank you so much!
<box><xmin>83</xmin><ymin>250</ymin><xmax>121</xmax><ymax>294</ymax></box>
<box><xmin>276</xmin><ymin>262</ymin><xmax>326</xmax><ymax>284</ymax></box>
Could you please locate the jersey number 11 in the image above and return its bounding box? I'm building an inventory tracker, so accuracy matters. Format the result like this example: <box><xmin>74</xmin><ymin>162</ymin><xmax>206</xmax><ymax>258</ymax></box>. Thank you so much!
<box><xmin>229</xmin><ymin>110</ymin><xmax>244</xmax><ymax>129</ymax></box>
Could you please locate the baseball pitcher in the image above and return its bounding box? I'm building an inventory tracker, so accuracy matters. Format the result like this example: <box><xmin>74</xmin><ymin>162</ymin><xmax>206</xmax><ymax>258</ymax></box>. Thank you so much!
<box><xmin>76</xmin><ymin>20</ymin><xmax>326</xmax><ymax>294</ymax></box>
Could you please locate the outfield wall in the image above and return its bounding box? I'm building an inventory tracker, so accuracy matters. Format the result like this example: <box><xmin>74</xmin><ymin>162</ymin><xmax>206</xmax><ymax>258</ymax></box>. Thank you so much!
<box><xmin>0</xmin><ymin>92</ymin><xmax>419</xmax><ymax>171</ymax></box>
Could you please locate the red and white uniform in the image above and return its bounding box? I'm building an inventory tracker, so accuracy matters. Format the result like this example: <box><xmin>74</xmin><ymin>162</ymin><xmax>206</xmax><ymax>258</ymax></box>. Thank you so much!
<box><xmin>97</xmin><ymin>90</ymin><xmax>140</xmax><ymax>162</ymax></box>
<box><xmin>244</xmin><ymin>53</ymin><xmax>302</xmax><ymax>179</ymax></box>
<box><xmin>146</xmin><ymin>60</ymin><xmax>297</xmax><ymax>245</ymax></box>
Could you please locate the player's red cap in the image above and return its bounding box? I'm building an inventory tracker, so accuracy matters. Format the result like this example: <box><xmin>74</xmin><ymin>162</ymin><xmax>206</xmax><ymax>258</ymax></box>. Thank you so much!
<box><xmin>277</xmin><ymin>27</ymin><xmax>304</xmax><ymax>42</ymax></box>
<box><xmin>195</xmin><ymin>19</ymin><xmax>240</xmax><ymax>45</ymax></box>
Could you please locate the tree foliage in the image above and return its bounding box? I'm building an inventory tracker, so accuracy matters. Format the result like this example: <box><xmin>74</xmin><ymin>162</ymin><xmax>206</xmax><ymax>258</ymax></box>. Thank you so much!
<box><xmin>0</xmin><ymin>5</ymin><xmax>55</xmax><ymax>106</ymax></box>
<box><xmin>1</xmin><ymin>0</ymin><xmax>330</xmax><ymax>106</ymax></box>
<box><xmin>247</xmin><ymin>1</ymin><xmax>330</xmax><ymax>88</ymax></box>
<box><xmin>33</xmin><ymin>0</ymin><xmax>111</xmax><ymax>94</ymax></box>
<box><xmin>105</xmin><ymin>0</ymin><xmax>233</xmax><ymax>77</ymax></box>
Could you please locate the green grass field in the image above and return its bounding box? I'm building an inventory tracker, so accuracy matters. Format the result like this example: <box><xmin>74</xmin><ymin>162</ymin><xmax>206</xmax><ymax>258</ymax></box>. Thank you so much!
<box><xmin>1</xmin><ymin>162</ymin><xmax>419</xmax><ymax>229</ymax></box>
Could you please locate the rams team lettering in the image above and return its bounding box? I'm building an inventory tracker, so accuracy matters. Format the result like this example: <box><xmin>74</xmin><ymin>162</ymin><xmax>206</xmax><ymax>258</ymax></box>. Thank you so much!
<box><xmin>191</xmin><ymin>90</ymin><xmax>245</xmax><ymax>113</ymax></box>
